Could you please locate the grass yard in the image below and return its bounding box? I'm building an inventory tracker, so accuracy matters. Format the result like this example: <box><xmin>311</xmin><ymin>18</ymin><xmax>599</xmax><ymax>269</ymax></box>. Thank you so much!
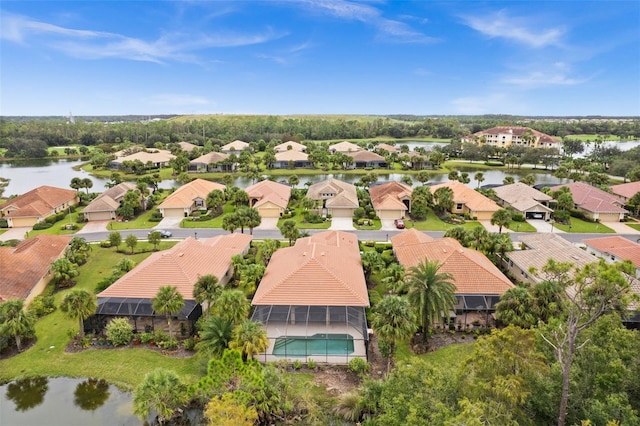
<box><xmin>353</xmin><ymin>219</ymin><xmax>382</xmax><ymax>230</ymax></box>
<box><xmin>277</xmin><ymin>210</ymin><xmax>331</xmax><ymax>229</ymax></box>
<box><xmin>506</xmin><ymin>221</ymin><xmax>537</xmax><ymax>232</ymax></box>
<box><xmin>180</xmin><ymin>203</ymin><xmax>235</xmax><ymax>228</ymax></box>
<box><xmin>627</xmin><ymin>223</ymin><xmax>640</xmax><ymax>231</ymax></box>
<box><xmin>553</xmin><ymin>217</ymin><xmax>615</xmax><ymax>233</ymax></box>
<box><xmin>395</xmin><ymin>338</ymin><xmax>475</xmax><ymax>367</ymax></box>
<box><xmin>29</xmin><ymin>210</ymin><xmax>87</xmax><ymax>236</ymax></box>
<box><xmin>0</xmin><ymin>242</ymin><xmax>203</xmax><ymax>389</ymax></box>
<box><xmin>563</xmin><ymin>134</ymin><xmax>621</xmax><ymax>142</ymax></box>
<box><xmin>408</xmin><ymin>209</ymin><xmax>482</xmax><ymax>231</ymax></box>
<box><xmin>109</xmin><ymin>208</ymin><xmax>159</xmax><ymax>230</ymax></box>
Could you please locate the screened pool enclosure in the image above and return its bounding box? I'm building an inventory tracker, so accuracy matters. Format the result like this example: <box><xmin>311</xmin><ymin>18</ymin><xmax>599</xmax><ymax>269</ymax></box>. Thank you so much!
<box><xmin>252</xmin><ymin>305</ymin><xmax>368</xmax><ymax>364</ymax></box>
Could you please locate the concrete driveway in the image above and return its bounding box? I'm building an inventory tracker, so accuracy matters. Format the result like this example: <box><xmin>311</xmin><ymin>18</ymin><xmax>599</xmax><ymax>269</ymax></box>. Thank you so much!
<box><xmin>526</xmin><ymin>219</ymin><xmax>564</xmax><ymax>233</ymax></box>
<box><xmin>479</xmin><ymin>220</ymin><xmax>512</xmax><ymax>233</ymax></box>
<box><xmin>256</xmin><ymin>218</ymin><xmax>279</xmax><ymax>230</ymax></box>
<box><xmin>77</xmin><ymin>220</ymin><xmax>110</xmax><ymax>234</ymax></box>
<box><xmin>0</xmin><ymin>227</ymin><xmax>30</xmax><ymax>241</ymax></box>
<box><xmin>329</xmin><ymin>217</ymin><xmax>355</xmax><ymax>230</ymax></box>
<box><xmin>154</xmin><ymin>217</ymin><xmax>183</xmax><ymax>229</ymax></box>
<box><xmin>601</xmin><ymin>221</ymin><xmax>640</xmax><ymax>234</ymax></box>
<box><xmin>380</xmin><ymin>219</ymin><xmax>398</xmax><ymax>231</ymax></box>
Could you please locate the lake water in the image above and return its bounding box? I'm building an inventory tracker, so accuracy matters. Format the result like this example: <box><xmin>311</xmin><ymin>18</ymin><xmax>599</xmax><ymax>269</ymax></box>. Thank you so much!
<box><xmin>0</xmin><ymin>377</ymin><xmax>141</xmax><ymax>426</ymax></box>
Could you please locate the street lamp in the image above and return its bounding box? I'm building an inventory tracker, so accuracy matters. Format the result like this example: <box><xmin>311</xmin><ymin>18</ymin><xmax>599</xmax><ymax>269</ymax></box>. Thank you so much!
<box><xmin>194</xmin><ymin>232</ymin><xmax>198</xmax><ymax>240</ymax></box>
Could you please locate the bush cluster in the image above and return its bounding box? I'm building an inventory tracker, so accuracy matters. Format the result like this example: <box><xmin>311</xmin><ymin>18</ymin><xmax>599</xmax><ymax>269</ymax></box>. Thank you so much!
<box><xmin>105</xmin><ymin>317</ymin><xmax>133</xmax><ymax>346</ymax></box>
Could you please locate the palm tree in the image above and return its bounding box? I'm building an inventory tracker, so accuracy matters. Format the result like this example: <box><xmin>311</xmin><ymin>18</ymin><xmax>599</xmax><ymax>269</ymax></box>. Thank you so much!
<box><xmin>279</xmin><ymin>219</ymin><xmax>299</xmax><ymax>246</ymax></box>
<box><xmin>193</xmin><ymin>274</ymin><xmax>221</xmax><ymax>317</ymax></box>
<box><xmin>381</xmin><ymin>263</ymin><xmax>406</xmax><ymax>293</ymax></box>
<box><xmin>473</xmin><ymin>172</ymin><xmax>485</xmax><ymax>188</ymax></box>
<box><xmin>152</xmin><ymin>286</ymin><xmax>185</xmax><ymax>339</ymax></box>
<box><xmin>402</xmin><ymin>260</ymin><xmax>456</xmax><ymax>343</ymax></box>
<box><xmin>490</xmin><ymin>208</ymin><xmax>513</xmax><ymax>234</ymax></box>
<box><xmin>361</xmin><ymin>250</ymin><xmax>385</xmax><ymax>282</ymax></box>
<box><xmin>197</xmin><ymin>316</ymin><xmax>233</xmax><ymax>356</ymax></box>
<box><xmin>134</xmin><ymin>368</ymin><xmax>187</xmax><ymax>424</ymax></box>
<box><xmin>51</xmin><ymin>258</ymin><xmax>79</xmax><ymax>288</ymax></box>
<box><xmin>495</xmin><ymin>286</ymin><xmax>536</xmax><ymax>328</ymax></box>
<box><xmin>230</xmin><ymin>319</ymin><xmax>269</xmax><ymax>361</ymax></box>
<box><xmin>222</xmin><ymin>214</ymin><xmax>239</xmax><ymax>233</ymax></box>
<box><xmin>206</xmin><ymin>189</ymin><xmax>225</xmax><ymax>216</ymax></box>
<box><xmin>0</xmin><ymin>299</ymin><xmax>35</xmax><ymax>352</ymax></box>
<box><xmin>213</xmin><ymin>289</ymin><xmax>250</xmax><ymax>325</ymax></box>
<box><xmin>433</xmin><ymin>187</ymin><xmax>454</xmax><ymax>214</ymax></box>
<box><xmin>60</xmin><ymin>289</ymin><xmax>97</xmax><ymax>338</ymax></box>
<box><xmin>370</xmin><ymin>295</ymin><xmax>416</xmax><ymax>373</ymax></box>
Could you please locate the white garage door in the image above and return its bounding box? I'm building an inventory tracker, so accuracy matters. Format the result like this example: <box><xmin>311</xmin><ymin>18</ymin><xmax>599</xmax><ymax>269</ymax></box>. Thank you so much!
<box><xmin>377</xmin><ymin>210</ymin><xmax>402</xmax><ymax>220</ymax></box>
<box><xmin>260</xmin><ymin>208</ymin><xmax>281</xmax><ymax>218</ymax></box>
<box><xmin>330</xmin><ymin>208</ymin><xmax>354</xmax><ymax>218</ymax></box>
<box><xmin>162</xmin><ymin>208</ymin><xmax>185</xmax><ymax>218</ymax></box>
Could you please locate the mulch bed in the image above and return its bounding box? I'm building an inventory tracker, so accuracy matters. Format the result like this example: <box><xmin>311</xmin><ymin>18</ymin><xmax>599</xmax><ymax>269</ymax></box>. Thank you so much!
<box><xmin>0</xmin><ymin>338</ymin><xmax>37</xmax><ymax>360</ymax></box>
<box><xmin>64</xmin><ymin>337</ymin><xmax>195</xmax><ymax>358</ymax></box>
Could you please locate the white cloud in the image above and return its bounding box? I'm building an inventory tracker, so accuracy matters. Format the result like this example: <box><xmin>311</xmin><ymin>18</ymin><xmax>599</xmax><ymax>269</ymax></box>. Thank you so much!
<box><xmin>145</xmin><ymin>94</ymin><xmax>212</xmax><ymax>106</ymax></box>
<box><xmin>461</xmin><ymin>9</ymin><xmax>565</xmax><ymax>48</ymax></box>
<box><xmin>502</xmin><ymin>62</ymin><xmax>591</xmax><ymax>88</ymax></box>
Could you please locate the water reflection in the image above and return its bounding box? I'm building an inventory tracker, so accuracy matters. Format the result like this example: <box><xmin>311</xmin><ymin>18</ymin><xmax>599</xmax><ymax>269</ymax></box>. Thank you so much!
<box><xmin>5</xmin><ymin>377</ymin><xmax>49</xmax><ymax>412</ymax></box>
<box><xmin>74</xmin><ymin>378</ymin><xmax>110</xmax><ymax>411</ymax></box>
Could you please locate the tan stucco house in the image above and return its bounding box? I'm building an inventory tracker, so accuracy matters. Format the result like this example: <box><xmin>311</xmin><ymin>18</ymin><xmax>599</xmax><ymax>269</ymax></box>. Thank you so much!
<box><xmin>246</xmin><ymin>180</ymin><xmax>292</xmax><ymax>218</ymax></box>
<box><xmin>0</xmin><ymin>186</ymin><xmax>79</xmax><ymax>228</ymax></box>
<box><xmin>494</xmin><ymin>182</ymin><xmax>554</xmax><ymax>221</ymax></box>
<box><xmin>429</xmin><ymin>180</ymin><xmax>500</xmax><ymax>220</ymax></box>
<box><xmin>158</xmin><ymin>179</ymin><xmax>225</xmax><ymax>218</ymax></box>
<box><xmin>368</xmin><ymin>181</ymin><xmax>413</xmax><ymax>220</ymax></box>
<box><xmin>83</xmin><ymin>182</ymin><xmax>137</xmax><ymax>221</ymax></box>
<box><xmin>306</xmin><ymin>178</ymin><xmax>359</xmax><ymax>218</ymax></box>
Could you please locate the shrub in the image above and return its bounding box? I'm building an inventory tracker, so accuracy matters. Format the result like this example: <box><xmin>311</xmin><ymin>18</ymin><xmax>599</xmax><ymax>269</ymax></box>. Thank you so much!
<box><xmin>99</xmin><ymin>240</ymin><xmax>111</xmax><ymax>248</ymax></box>
<box><xmin>139</xmin><ymin>332</ymin><xmax>154</xmax><ymax>344</ymax></box>
<box><xmin>29</xmin><ymin>295</ymin><xmax>56</xmax><ymax>318</ymax></box>
<box><xmin>364</xmin><ymin>240</ymin><xmax>376</xmax><ymax>247</ymax></box>
<box><xmin>182</xmin><ymin>337</ymin><xmax>197</xmax><ymax>351</ymax></box>
<box><xmin>0</xmin><ymin>219</ymin><xmax>8</xmax><ymax>228</ymax></box>
<box><xmin>105</xmin><ymin>317</ymin><xmax>134</xmax><ymax>346</ymax></box>
<box><xmin>303</xmin><ymin>213</ymin><xmax>324</xmax><ymax>223</ymax></box>
<box><xmin>32</xmin><ymin>222</ymin><xmax>53</xmax><ymax>230</ymax></box>
<box><xmin>512</xmin><ymin>212</ymin><xmax>526</xmax><ymax>222</ymax></box>
<box><xmin>348</xmin><ymin>357</ymin><xmax>369</xmax><ymax>376</ymax></box>
<box><xmin>153</xmin><ymin>329</ymin><xmax>169</xmax><ymax>344</ymax></box>
<box><xmin>159</xmin><ymin>337</ymin><xmax>179</xmax><ymax>350</ymax></box>
<box><xmin>293</xmin><ymin>360</ymin><xmax>303</xmax><ymax>370</ymax></box>
<box><xmin>307</xmin><ymin>359</ymin><xmax>317</xmax><ymax>370</ymax></box>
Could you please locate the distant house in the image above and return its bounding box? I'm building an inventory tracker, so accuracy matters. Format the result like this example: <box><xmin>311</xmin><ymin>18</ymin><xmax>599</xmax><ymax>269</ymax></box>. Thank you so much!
<box><xmin>273</xmin><ymin>150</ymin><xmax>311</xmax><ymax>169</ymax></box>
<box><xmin>403</xmin><ymin>151</ymin><xmax>430</xmax><ymax>170</ymax></box>
<box><xmin>429</xmin><ymin>181</ymin><xmax>501</xmax><ymax>220</ymax></box>
<box><xmin>346</xmin><ymin>151</ymin><xmax>387</xmax><ymax>169</ymax></box>
<box><xmin>583</xmin><ymin>236</ymin><xmax>640</xmax><ymax>278</ymax></box>
<box><xmin>306</xmin><ymin>178</ymin><xmax>359</xmax><ymax>218</ymax></box>
<box><xmin>462</xmin><ymin>126</ymin><xmax>560</xmax><ymax>149</ymax></box>
<box><xmin>0</xmin><ymin>235</ymin><xmax>71</xmax><ymax>304</ymax></box>
<box><xmin>392</xmin><ymin>229</ymin><xmax>514</xmax><ymax>326</ymax></box>
<box><xmin>177</xmin><ymin>141</ymin><xmax>199</xmax><ymax>152</ymax></box>
<box><xmin>89</xmin><ymin>234</ymin><xmax>252</xmax><ymax>335</ymax></box>
<box><xmin>375</xmin><ymin>143</ymin><xmax>397</xmax><ymax>154</ymax></box>
<box><xmin>369</xmin><ymin>181</ymin><xmax>413</xmax><ymax>220</ymax></box>
<box><xmin>329</xmin><ymin>141</ymin><xmax>362</xmax><ymax>154</ymax></box>
<box><xmin>274</xmin><ymin>141</ymin><xmax>307</xmax><ymax>153</ymax></box>
<box><xmin>550</xmin><ymin>182</ymin><xmax>628</xmax><ymax>222</ymax></box>
<box><xmin>252</xmin><ymin>231</ymin><xmax>369</xmax><ymax>364</ymax></box>
<box><xmin>610</xmin><ymin>181</ymin><xmax>640</xmax><ymax>203</ymax></box>
<box><xmin>83</xmin><ymin>182</ymin><xmax>137</xmax><ymax>221</ymax></box>
<box><xmin>189</xmin><ymin>152</ymin><xmax>234</xmax><ymax>172</ymax></box>
<box><xmin>158</xmin><ymin>179</ymin><xmax>225</xmax><ymax>218</ymax></box>
<box><xmin>108</xmin><ymin>149</ymin><xmax>176</xmax><ymax>169</ymax></box>
<box><xmin>246</xmin><ymin>180</ymin><xmax>292</xmax><ymax>218</ymax></box>
<box><xmin>494</xmin><ymin>182</ymin><xmax>554</xmax><ymax>221</ymax></box>
<box><xmin>0</xmin><ymin>186</ymin><xmax>79</xmax><ymax>228</ymax></box>
<box><xmin>221</xmin><ymin>140</ymin><xmax>250</xmax><ymax>153</ymax></box>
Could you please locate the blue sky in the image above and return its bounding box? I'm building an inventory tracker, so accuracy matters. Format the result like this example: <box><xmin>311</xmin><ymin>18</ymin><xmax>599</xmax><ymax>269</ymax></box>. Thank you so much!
<box><xmin>1</xmin><ymin>1</ymin><xmax>639</xmax><ymax>116</ymax></box>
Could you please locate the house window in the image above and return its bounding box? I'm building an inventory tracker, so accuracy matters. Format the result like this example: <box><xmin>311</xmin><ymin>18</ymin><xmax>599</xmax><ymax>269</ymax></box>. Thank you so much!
<box><xmin>195</xmin><ymin>200</ymin><xmax>204</xmax><ymax>207</ymax></box>
<box><xmin>456</xmin><ymin>203</ymin><xmax>463</xmax><ymax>210</ymax></box>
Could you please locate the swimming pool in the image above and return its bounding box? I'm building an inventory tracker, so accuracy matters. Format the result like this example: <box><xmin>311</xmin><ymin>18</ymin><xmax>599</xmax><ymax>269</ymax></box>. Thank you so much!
<box><xmin>273</xmin><ymin>333</ymin><xmax>355</xmax><ymax>357</ymax></box>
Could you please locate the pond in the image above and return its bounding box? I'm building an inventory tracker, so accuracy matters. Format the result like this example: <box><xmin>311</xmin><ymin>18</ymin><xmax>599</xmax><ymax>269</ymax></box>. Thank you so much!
<box><xmin>0</xmin><ymin>377</ymin><xmax>141</xmax><ymax>425</ymax></box>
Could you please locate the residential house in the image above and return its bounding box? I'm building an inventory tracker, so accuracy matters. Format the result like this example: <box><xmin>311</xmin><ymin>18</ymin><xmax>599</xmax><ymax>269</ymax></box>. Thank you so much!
<box><xmin>375</xmin><ymin>143</ymin><xmax>397</xmax><ymax>154</ymax></box>
<box><xmin>108</xmin><ymin>149</ymin><xmax>176</xmax><ymax>169</ymax></box>
<box><xmin>0</xmin><ymin>235</ymin><xmax>72</xmax><ymax>304</ymax></box>
<box><xmin>252</xmin><ymin>230</ymin><xmax>369</xmax><ymax>364</ymax></box>
<box><xmin>611</xmin><ymin>181</ymin><xmax>640</xmax><ymax>203</ymax></box>
<box><xmin>274</xmin><ymin>141</ymin><xmax>307</xmax><ymax>153</ymax></box>
<box><xmin>369</xmin><ymin>181</ymin><xmax>413</xmax><ymax>220</ymax></box>
<box><xmin>83</xmin><ymin>182</ymin><xmax>137</xmax><ymax>221</ymax></box>
<box><xmin>493</xmin><ymin>182</ymin><xmax>554</xmax><ymax>221</ymax></box>
<box><xmin>177</xmin><ymin>141</ymin><xmax>199</xmax><ymax>152</ymax></box>
<box><xmin>583</xmin><ymin>236</ymin><xmax>640</xmax><ymax>278</ymax></box>
<box><xmin>306</xmin><ymin>178</ymin><xmax>359</xmax><ymax>218</ymax></box>
<box><xmin>329</xmin><ymin>141</ymin><xmax>362</xmax><ymax>154</ymax></box>
<box><xmin>0</xmin><ymin>186</ymin><xmax>79</xmax><ymax>228</ymax></box>
<box><xmin>403</xmin><ymin>151</ymin><xmax>430</xmax><ymax>170</ymax></box>
<box><xmin>550</xmin><ymin>182</ymin><xmax>628</xmax><ymax>222</ymax></box>
<box><xmin>89</xmin><ymin>234</ymin><xmax>252</xmax><ymax>334</ymax></box>
<box><xmin>392</xmin><ymin>229</ymin><xmax>514</xmax><ymax>327</ymax></box>
<box><xmin>463</xmin><ymin>126</ymin><xmax>560</xmax><ymax>149</ymax></box>
<box><xmin>346</xmin><ymin>151</ymin><xmax>387</xmax><ymax>169</ymax></box>
<box><xmin>273</xmin><ymin>150</ymin><xmax>311</xmax><ymax>169</ymax></box>
<box><xmin>246</xmin><ymin>180</ymin><xmax>292</xmax><ymax>218</ymax></box>
<box><xmin>189</xmin><ymin>152</ymin><xmax>234</xmax><ymax>172</ymax></box>
<box><xmin>429</xmin><ymin>180</ymin><xmax>500</xmax><ymax>220</ymax></box>
<box><xmin>221</xmin><ymin>140</ymin><xmax>250</xmax><ymax>153</ymax></box>
<box><xmin>158</xmin><ymin>179</ymin><xmax>225</xmax><ymax>218</ymax></box>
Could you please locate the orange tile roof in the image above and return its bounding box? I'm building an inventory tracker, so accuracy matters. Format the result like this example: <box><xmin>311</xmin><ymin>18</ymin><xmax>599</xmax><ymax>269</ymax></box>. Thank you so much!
<box><xmin>429</xmin><ymin>181</ymin><xmax>500</xmax><ymax>213</ymax></box>
<box><xmin>252</xmin><ymin>230</ymin><xmax>368</xmax><ymax>306</ymax></box>
<box><xmin>583</xmin><ymin>236</ymin><xmax>640</xmax><ymax>269</ymax></box>
<box><xmin>470</xmin><ymin>126</ymin><xmax>560</xmax><ymax>144</ymax></box>
<box><xmin>110</xmin><ymin>149</ymin><xmax>175</xmax><ymax>164</ymax></box>
<box><xmin>0</xmin><ymin>235</ymin><xmax>72</xmax><ymax>301</ymax></box>
<box><xmin>390</xmin><ymin>228</ymin><xmax>434</xmax><ymax>246</ymax></box>
<box><xmin>393</xmin><ymin>236</ymin><xmax>513</xmax><ymax>295</ymax></box>
<box><xmin>0</xmin><ymin>186</ymin><xmax>78</xmax><ymax>218</ymax></box>
<box><xmin>159</xmin><ymin>179</ymin><xmax>225</xmax><ymax>209</ymax></box>
<box><xmin>550</xmin><ymin>182</ymin><xmax>627</xmax><ymax>214</ymax></box>
<box><xmin>98</xmin><ymin>234</ymin><xmax>252</xmax><ymax>300</ymax></box>
<box><xmin>610</xmin><ymin>181</ymin><xmax>640</xmax><ymax>200</ymax></box>
<box><xmin>369</xmin><ymin>182</ymin><xmax>413</xmax><ymax>211</ymax></box>
<box><xmin>246</xmin><ymin>180</ymin><xmax>292</xmax><ymax>209</ymax></box>
<box><xmin>84</xmin><ymin>182</ymin><xmax>137</xmax><ymax>213</ymax></box>
<box><xmin>347</xmin><ymin>150</ymin><xmax>386</xmax><ymax>162</ymax></box>
<box><xmin>307</xmin><ymin>179</ymin><xmax>359</xmax><ymax>209</ymax></box>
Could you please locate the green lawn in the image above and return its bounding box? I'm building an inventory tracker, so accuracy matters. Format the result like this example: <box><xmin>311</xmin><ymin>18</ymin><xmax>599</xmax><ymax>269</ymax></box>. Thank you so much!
<box><xmin>506</xmin><ymin>221</ymin><xmax>537</xmax><ymax>232</ymax></box>
<box><xmin>277</xmin><ymin>210</ymin><xmax>331</xmax><ymax>229</ymax></box>
<box><xmin>627</xmin><ymin>223</ymin><xmax>640</xmax><ymax>231</ymax></box>
<box><xmin>353</xmin><ymin>219</ymin><xmax>382</xmax><ymax>230</ymax></box>
<box><xmin>109</xmin><ymin>208</ymin><xmax>159</xmax><ymax>230</ymax></box>
<box><xmin>29</xmin><ymin>210</ymin><xmax>87</xmax><ymax>236</ymax></box>
<box><xmin>553</xmin><ymin>217</ymin><xmax>615</xmax><ymax>233</ymax></box>
<box><xmin>408</xmin><ymin>209</ymin><xmax>482</xmax><ymax>231</ymax></box>
<box><xmin>563</xmin><ymin>134</ymin><xmax>622</xmax><ymax>142</ymax></box>
<box><xmin>180</xmin><ymin>203</ymin><xmax>235</xmax><ymax>228</ymax></box>
<box><xmin>395</xmin><ymin>338</ymin><xmax>475</xmax><ymax>367</ymax></box>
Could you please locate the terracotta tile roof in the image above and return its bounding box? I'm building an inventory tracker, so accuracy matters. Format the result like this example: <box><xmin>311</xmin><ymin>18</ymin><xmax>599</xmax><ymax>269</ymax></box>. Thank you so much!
<box><xmin>275</xmin><ymin>150</ymin><xmax>309</xmax><ymax>162</ymax></box>
<box><xmin>0</xmin><ymin>186</ymin><xmax>78</xmax><ymax>218</ymax></box>
<box><xmin>178</xmin><ymin>142</ymin><xmax>199</xmax><ymax>152</ymax></box>
<box><xmin>84</xmin><ymin>182</ymin><xmax>137</xmax><ymax>213</ymax></box>
<box><xmin>550</xmin><ymin>182</ymin><xmax>628</xmax><ymax>214</ymax></box>
<box><xmin>329</xmin><ymin>141</ymin><xmax>363</xmax><ymax>153</ymax></box>
<box><xmin>390</xmin><ymin>228</ymin><xmax>434</xmax><ymax>246</ymax></box>
<box><xmin>393</xmin><ymin>236</ymin><xmax>513</xmax><ymax>295</ymax></box>
<box><xmin>159</xmin><ymin>179</ymin><xmax>225</xmax><ymax>209</ymax></box>
<box><xmin>375</xmin><ymin>143</ymin><xmax>397</xmax><ymax>153</ymax></box>
<box><xmin>307</xmin><ymin>179</ymin><xmax>358</xmax><ymax>209</ymax></box>
<box><xmin>583</xmin><ymin>236</ymin><xmax>640</xmax><ymax>269</ymax></box>
<box><xmin>369</xmin><ymin>182</ymin><xmax>413</xmax><ymax>211</ymax></box>
<box><xmin>110</xmin><ymin>149</ymin><xmax>176</xmax><ymax>165</ymax></box>
<box><xmin>495</xmin><ymin>182</ymin><xmax>553</xmax><ymax>204</ymax></box>
<box><xmin>190</xmin><ymin>151</ymin><xmax>229</xmax><ymax>164</ymax></box>
<box><xmin>246</xmin><ymin>180</ymin><xmax>291</xmax><ymax>209</ymax></box>
<box><xmin>469</xmin><ymin>126</ymin><xmax>560</xmax><ymax>144</ymax></box>
<box><xmin>0</xmin><ymin>235</ymin><xmax>71</xmax><ymax>301</ymax></box>
<box><xmin>429</xmin><ymin>181</ymin><xmax>501</xmax><ymax>213</ymax></box>
<box><xmin>252</xmin><ymin>231</ymin><xmax>368</xmax><ymax>306</ymax></box>
<box><xmin>274</xmin><ymin>141</ymin><xmax>307</xmax><ymax>152</ymax></box>
<box><xmin>346</xmin><ymin>150</ymin><xmax>386</xmax><ymax>162</ymax></box>
<box><xmin>610</xmin><ymin>181</ymin><xmax>640</xmax><ymax>200</ymax></box>
<box><xmin>221</xmin><ymin>140</ymin><xmax>250</xmax><ymax>151</ymax></box>
<box><xmin>98</xmin><ymin>234</ymin><xmax>252</xmax><ymax>300</ymax></box>
<box><xmin>506</xmin><ymin>233</ymin><xmax>595</xmax><ymax>282</ymax></box>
